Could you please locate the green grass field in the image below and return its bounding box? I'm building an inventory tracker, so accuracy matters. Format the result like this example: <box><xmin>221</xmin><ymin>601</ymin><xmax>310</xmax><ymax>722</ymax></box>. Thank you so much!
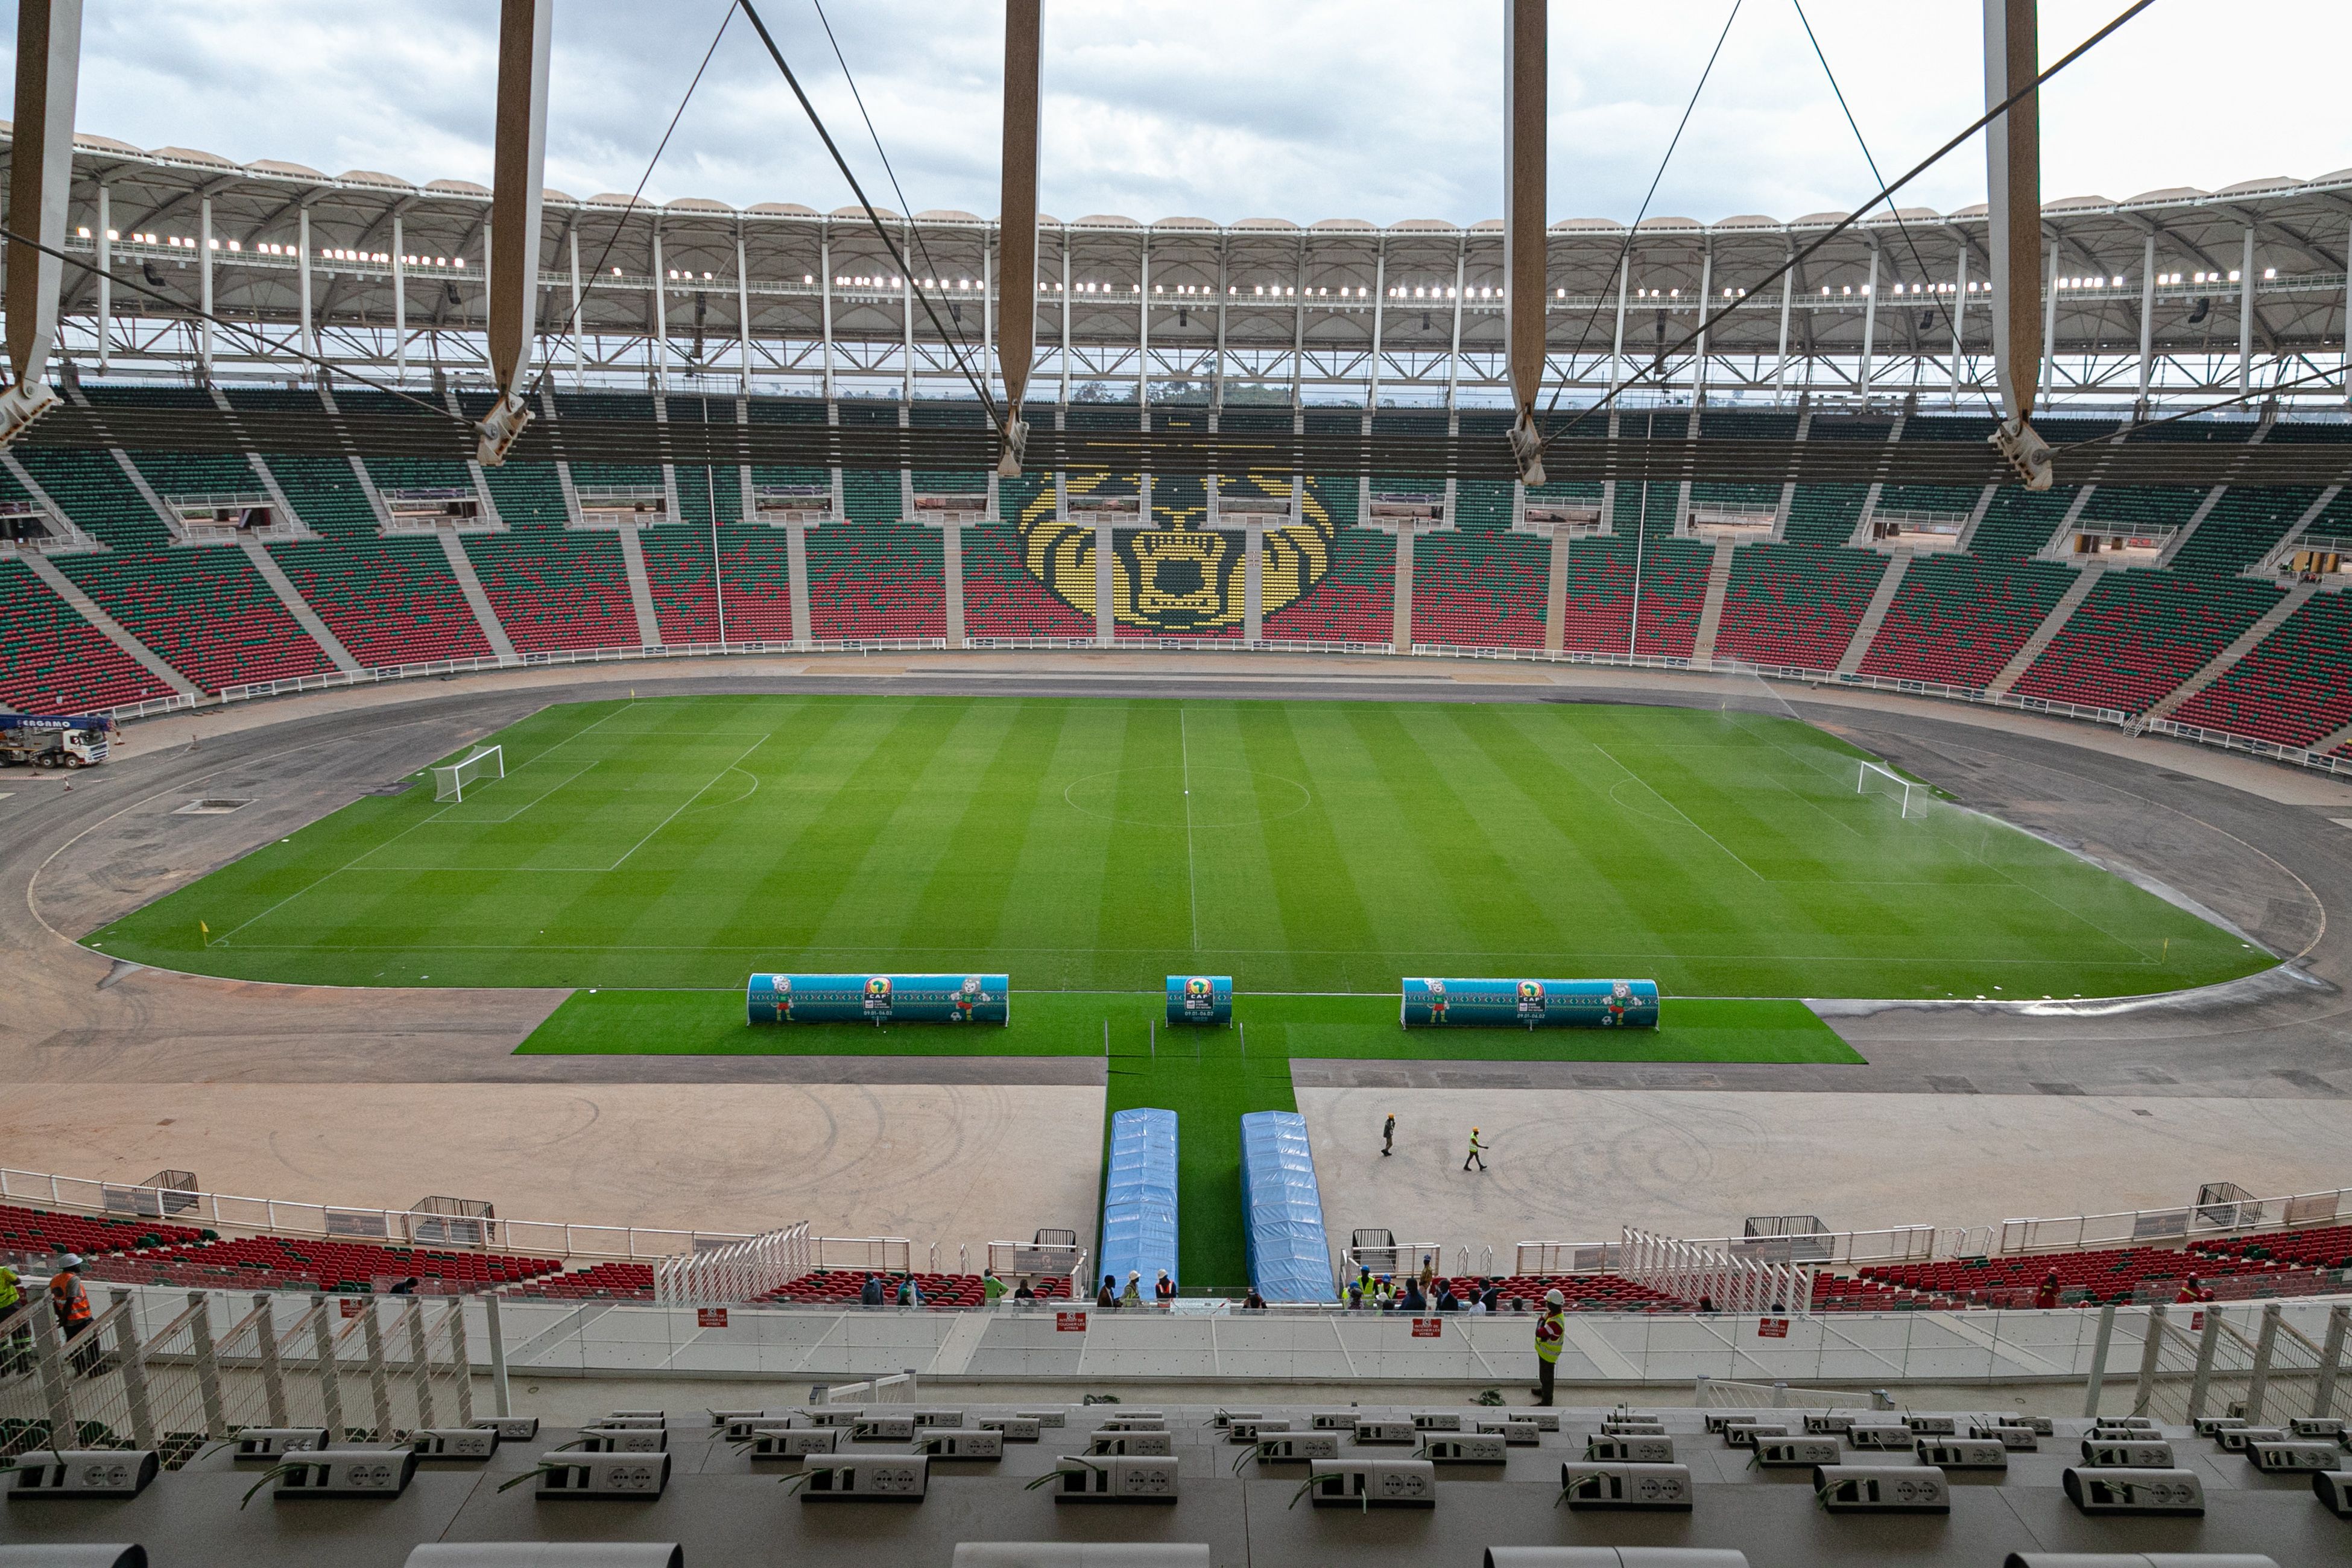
<box><xmin>519</xmin><ymin>987</ymin><xmax>1858</xmax><ymax>1286</ymax></box>
<box><xmin>90</xmin><ymin>693</ymin><xmax>2269</xmax><ymax>1001</ymax></box>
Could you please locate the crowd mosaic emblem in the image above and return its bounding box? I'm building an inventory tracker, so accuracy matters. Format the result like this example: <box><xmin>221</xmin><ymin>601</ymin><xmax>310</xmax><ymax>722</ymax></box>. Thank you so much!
<box><xmin>1016</xmin><ymin>473</ymin><xmax>1335</xmax><ymax>634</ymax></box>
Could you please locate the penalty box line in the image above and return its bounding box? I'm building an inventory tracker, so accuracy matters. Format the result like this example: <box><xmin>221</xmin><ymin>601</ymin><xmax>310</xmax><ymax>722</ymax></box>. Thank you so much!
<box><xmin>207</xmin><ymin>701</ymin><xmax>643</xmax><ymax>947</ymax></box>
<box><xmin>606</xmin><ymin>732</ymin><xmax>776</xmax><ymax>871</ymax></box>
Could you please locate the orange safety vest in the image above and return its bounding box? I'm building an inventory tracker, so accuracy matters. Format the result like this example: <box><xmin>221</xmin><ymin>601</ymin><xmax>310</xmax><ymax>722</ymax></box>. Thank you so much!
<box><xmin>48</xmin><ymin>1271</ymin><xmax>90</xmax><ymax>1326</ymax></box>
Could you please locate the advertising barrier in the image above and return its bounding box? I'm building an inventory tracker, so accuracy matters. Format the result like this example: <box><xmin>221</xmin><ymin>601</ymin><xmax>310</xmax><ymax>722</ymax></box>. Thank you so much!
<box><xmin>747</xmin><ymin>973</ymin><xmax>1010</xmax><ymax>1025</ymax></box>
<box><xmin>1164</xmin><ymin>975</ymin><xmax>1233</xmax><ymax>1026</ymax></box>
<box><xmin>1400</xmin><ymin>977</ymin><xmax>1660</xmax><ymax>1029</ymax></box>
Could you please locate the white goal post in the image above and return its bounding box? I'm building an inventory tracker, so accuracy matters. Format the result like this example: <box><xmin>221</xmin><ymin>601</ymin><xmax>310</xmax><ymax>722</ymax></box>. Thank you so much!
<box><xmin>434</xmin><ymin>745</ymin><xmax>504</xmax><ymax>803</ymax></box>
<box><xmin>1855</xmin><ymin>760</ymin><xmax>1925</xmax><ymax>818</ymax></box>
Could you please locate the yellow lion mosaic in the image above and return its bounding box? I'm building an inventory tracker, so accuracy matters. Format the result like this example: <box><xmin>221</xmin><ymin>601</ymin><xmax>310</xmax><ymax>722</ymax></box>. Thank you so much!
<box><xmin>1015</xmin><ymin>473</ymin><xmax>1335</xmax><ymax>634</ymax></box>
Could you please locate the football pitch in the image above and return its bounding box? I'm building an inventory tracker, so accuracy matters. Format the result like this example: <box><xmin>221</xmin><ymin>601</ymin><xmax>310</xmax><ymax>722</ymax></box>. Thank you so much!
<box><xmin>91</xmin><ymin>692</ymin><xmax>2269</xmax><ymax>1002</ymax></box>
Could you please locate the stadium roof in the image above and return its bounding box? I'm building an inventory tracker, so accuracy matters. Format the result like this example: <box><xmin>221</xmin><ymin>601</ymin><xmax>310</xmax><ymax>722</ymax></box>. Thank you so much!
<box><xmin>19</xmin><ymin>128</ymin><xmax>2352</xmax><ymax>404</ymax></box>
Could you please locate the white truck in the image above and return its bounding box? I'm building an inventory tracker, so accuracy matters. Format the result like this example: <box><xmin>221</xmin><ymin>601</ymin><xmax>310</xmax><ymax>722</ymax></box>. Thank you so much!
<box><xmin>0</xmin><ymin>712</ymin><xmax>115</xmax><ymax>767</ymax></box>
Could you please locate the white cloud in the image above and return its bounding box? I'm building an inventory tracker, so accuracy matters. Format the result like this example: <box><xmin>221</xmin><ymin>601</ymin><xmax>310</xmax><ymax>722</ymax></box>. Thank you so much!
<box><xmin>26</xmin><ymin>1</ymin><xmax>2352</xmax><ymax>224</ymax></box>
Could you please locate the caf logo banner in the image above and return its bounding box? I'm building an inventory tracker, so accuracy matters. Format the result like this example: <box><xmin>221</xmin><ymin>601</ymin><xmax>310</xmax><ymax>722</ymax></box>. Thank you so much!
<box><xmin>1165</xmin><ymin>974</ymin><xmax>1234</xmax><ymax>1026</ymax></box>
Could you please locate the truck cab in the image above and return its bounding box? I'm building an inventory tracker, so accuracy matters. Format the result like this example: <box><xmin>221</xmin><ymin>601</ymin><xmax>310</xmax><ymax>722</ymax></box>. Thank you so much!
<box><xmin>0</xmin><ymin>712</ymin><xmax>115</xmax><ymax>767</ymax></box>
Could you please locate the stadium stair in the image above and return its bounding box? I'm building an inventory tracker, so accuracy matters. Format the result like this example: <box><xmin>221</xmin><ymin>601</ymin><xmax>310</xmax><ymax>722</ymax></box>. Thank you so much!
<box><xmin>2012</xmin><ymin>572</ymin><xmax>2286</xmax><ymax>716</ymax></box>
<box><xmin>1409</xmin><ymin>482</ymin><xmax>1545</xmax><ymax>650</ymax></box>
<box><xmin>612</xmin><ymin>523</ymin><xmax>664</xmax><ymax>648</ymax></box>
<box><xmin>0</xmin><ymin>561</ymin><xmax>175</xmax><ymax>712</ymax></box>
<box><xmin>435</xmin><ymin>532</ymin><xmax>519</xmax><ymax>658</ymax></box>
<box><xmin>1984</xmin><ymin>564</ymin><xmax>2104</xmax><ymax>697</ymax></box>
<box><xmin>236</xmin><ymin>537</ymin><xmax>363</xmax><ymax>674</ymax></box>
<box><xmin>251</xmin><ymin>450</ymin><xmax>496</xmax><ymax>669</ymax></box>
<box><xmin>1709</xmin><ymin>543</ymin><xmax>1889</xmax><ymax>671</ymax></box>
<box><xmin>1689</xmin><ymin>538</ymin><xmax>1738</xmax><ymax>664</ymax></box>
<box><xmin>502</xmin><ymin>1262</ymin><xmax>656</xmax><ymax>1302</ymax></box>
<box><xmin>2175</xmin><ymin>590</ymin><xmax>2352</xmax><ymax>750</ymax></box>
<box><xmin>1833</xmin><ymin>551</ymin><xmax>1911</xmax><ymax>675</ymax></box>
<box><xmin>2140</xmin><ymin>580</ymin><xmax>2320</xmax><ymax>724</ymax></box>
<box><xmin>15</xmin><ymin>552</ymin><xmax>201</xmax><ymax>699</ymax></box>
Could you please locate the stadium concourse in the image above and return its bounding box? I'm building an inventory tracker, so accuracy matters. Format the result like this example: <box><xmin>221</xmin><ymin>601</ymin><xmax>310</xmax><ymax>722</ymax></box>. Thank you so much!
<box><xmin>4</xmin><ymin>651</ymin><xmax>2352</xmax><ymax>1270</ymax></box>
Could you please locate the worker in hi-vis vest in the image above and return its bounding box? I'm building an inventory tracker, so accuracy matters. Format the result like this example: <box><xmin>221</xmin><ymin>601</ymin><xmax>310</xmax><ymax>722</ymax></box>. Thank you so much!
<box><xmin>1532</xmin><ymin>1288</ymin><xmax>1566</xmax><ymax>1406</ymax></box>
<box><xmin>1463</xmin><ymin>1127</ymin><xmax>1488</xmax><ymax>1172</ymax></box>
<box><xmin>0</xmin><ymin>1263</ymin><xmax>24</xmax><ymax>1374</ymax></box>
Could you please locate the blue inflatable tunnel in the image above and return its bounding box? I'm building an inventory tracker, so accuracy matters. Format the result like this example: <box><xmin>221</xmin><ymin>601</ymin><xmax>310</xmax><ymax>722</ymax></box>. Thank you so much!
<box><xmin>1238</xmin><ymin>1110</ymin><xmax>1336</xmax><ymax>1303</ymax></box>
<box><xmin>1098</xmin><ymin>1108</ymin><xmax>1178</xmax><ymax>1294</ymax></box>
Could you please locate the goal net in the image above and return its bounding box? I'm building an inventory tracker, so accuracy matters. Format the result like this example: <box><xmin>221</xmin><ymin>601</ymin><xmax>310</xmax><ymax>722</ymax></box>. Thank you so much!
<box><xmin>434</xmin><ymin>745</ymin><xmax>504</xmax><ymax>803</ymax></box>
<box><xmin>1855</xmin><ymin>760</ymin><xmax>1926</xmax><ymax>819</ymax></box>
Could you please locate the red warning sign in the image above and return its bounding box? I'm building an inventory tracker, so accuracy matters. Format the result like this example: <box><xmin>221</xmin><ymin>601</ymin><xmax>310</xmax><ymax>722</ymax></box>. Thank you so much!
<box><xmin>340</xmin><ymin>1299</ymin><xmax>367</xmax><ymax>1319</ymax></box>
<box><xmin>1757</xmin><ymin>1318</ymin><xmax>1791</xmax><ymax>1339</ymax></box>
<box><xmin>697</xmin><ymin>1307</ymin><xmax>730</xmax><ymax>1329</ymax></box>
<box><xmin>1410</xmin><ymin>1317</ymin><xmax>1443</xmax><ymax>1338</ymax></box>
<box><xmin>1056</xmin><ymin>1310</ymin><xmax>1088</xmax><ymax>1333</ymax></box>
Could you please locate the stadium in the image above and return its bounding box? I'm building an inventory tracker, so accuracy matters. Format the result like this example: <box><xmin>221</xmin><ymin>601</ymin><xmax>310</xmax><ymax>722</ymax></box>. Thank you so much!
<box><xmin>4</xmin><ymin>1</ymin><xmax>2352</xmax><ymax>1564</ymax></box>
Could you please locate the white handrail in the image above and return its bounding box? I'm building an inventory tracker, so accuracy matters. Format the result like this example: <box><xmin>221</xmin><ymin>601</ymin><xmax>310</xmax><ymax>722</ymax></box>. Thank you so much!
<box><xmin>90</xmin><ymin>631</ymin><xmax>2347</xmax><ymax>784</ymax></box>
<box><xmin>0</xmin><ymin>1165</ymin><xmax>953</xmax><ymax>1272</ymax></box>
<box><xmin>1620</xmin><ymin>1226</ymin><xmax>1815</xmax><ymax>1315</ymax></box>
<box><xmin>1514</xmin><ymin>1184</ymin><xmax>2352</xmax><ymax>1277</ymax></box>
<box><xmin>654</xmin><ymin>1222</ymin><xmax>812</xmax><ymax>1306</ymax></box>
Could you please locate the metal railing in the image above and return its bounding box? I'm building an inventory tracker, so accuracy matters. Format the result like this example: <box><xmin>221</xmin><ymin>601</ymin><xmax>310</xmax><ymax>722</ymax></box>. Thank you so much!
<box><xmin>17</xmin><ymin>1282</ymin><xmax>2350</xmax><ymax>1404</ymax></box>
<box><xmin>983</xmin><ymin>1241</ymin><xmax>1090</xmax><ymax>1296</ymax></box>
<box><xmin>653</xmin><ymin>1222</ymin><xmax>813</xmax><ymax>1306</ymax></box>
<box><xmin>0</xmin><ymin>1163</ymin><xmax>759</xmax><ymax>1265</ymax></box>
<box><xmin>1693</xmin><ymin>1376</ymin><xmax>1897</xmax><ymax>1411</ymax></box>
<box><xmin>1997</xmin><ymin>1184</ymin><xmax>2351</xmax><ymax>1255</ymax></box>
<box><xmin>1515</xmin><ymin>1184</ymin><xmax>2350</xmax><ymax>1280</ymax></box>
<box><xmin>14</xmin><ymin>1157</ymin><xmax>2348</xmax><ymax>1306</ymax></box>
<box><xmin>809</xmin><ymin>1236</ymin><xmax>914</xmax><ymax>1276</ymax></box>
<box><xmin>1620</xmin><ymin>1227</ymin><xmax>1816</xmax><ymax>1315</ymax></box>
<box><xmin>69</xmin><ymin>621</ymin><xmax>2348</xmax><ymax>783</ymax></box>
<box><xmin>0</xmin><ymin>1165</ymin><xmax>1110</xmax><ymax>1310</ymax></box>
<box><xmin>1517</xmin><ymin>1224</ymin><xmax>1950</xmax><ymax>1277</ymax></box>
<box><xmin>0</xmin><ymin>1287</ymin><xmax>478</xmax><ymax>1462</ymax></box>
<box><xmin>814</xmin><ymin>1370</ymin><xmax>917</xmax><ymax>1405</ymax></box>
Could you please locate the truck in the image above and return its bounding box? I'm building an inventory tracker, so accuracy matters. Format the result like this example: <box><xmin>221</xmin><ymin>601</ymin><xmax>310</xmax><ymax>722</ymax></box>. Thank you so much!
<box><xmin>0</xmin><ymin>712</ymin><xmax>115</xmax><ymax>767</ymax></box>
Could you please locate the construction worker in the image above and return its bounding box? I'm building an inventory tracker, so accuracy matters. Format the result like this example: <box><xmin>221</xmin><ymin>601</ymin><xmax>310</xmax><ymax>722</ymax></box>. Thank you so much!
<box><xmin>1120</xmin><ymin>1271</ymin><xmax>1143</xmax><ymax>1307</ymax></box>
<box><xmin>1531</xmin><ymin>1288</ymin><xmax>1566</xmax><ymax>1406</ymax></box>
<box><xmin>48</xmin><ymin>1253</ymin><xmax>96</xmax><ymax>1374</ymax></box>
<box><xmin>1463</xmin><ymin>1127</ymin><xmax>1488</xmax><ymax>1172</ymax></box>
<box><xmin>0</xmin><ymin>1262</ymin><xmax>24</xmax><ymax>1374</ymax></box>
<box><xmin>981</xmin><ymin>1269</ymin><xmax>1007</xmax><ymax>1307</ymax></box>
<box><xmin>1381</xmin><ymin>1113</ymin><xmax>1396</xmax><ymax>1157</ymax></box>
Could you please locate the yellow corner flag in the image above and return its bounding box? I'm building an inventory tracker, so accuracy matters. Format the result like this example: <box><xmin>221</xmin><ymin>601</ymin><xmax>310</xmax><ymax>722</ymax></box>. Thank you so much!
<box><xmin>199</xmin><ymin>920</ymin><xmax>209</xmax><ymax>935</ymax></box>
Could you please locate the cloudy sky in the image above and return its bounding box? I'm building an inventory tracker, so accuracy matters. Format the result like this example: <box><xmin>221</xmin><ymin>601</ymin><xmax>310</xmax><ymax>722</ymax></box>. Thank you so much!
<box><xmin>40</xmin><ymin>1</ymin><xmax>2352</xmax><ymax>227</ymax></box>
